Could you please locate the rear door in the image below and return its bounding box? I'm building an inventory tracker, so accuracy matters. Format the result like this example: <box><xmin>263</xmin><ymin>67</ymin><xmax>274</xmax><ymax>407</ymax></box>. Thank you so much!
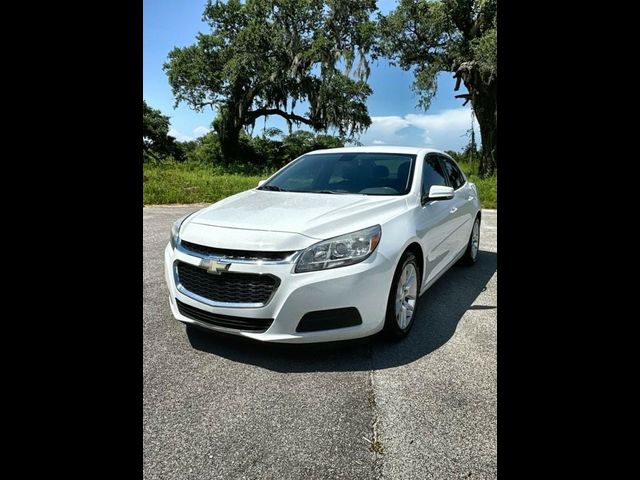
<box><xmin>439</xmin><ymin>155</ymin><xmax>475</xmax><ymax>256</ymax></box>
<box><xmin>416</xmin><ymin>154</ymin><xmax>459</xmax><ymax>286</ymax></box>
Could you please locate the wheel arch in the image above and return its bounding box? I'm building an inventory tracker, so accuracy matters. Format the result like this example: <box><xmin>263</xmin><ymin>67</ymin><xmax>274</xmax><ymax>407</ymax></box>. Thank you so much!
<box><xmin>403</xmin><ymin>242</ymin><xmax>424</xmax><ymax>289</ymax></box>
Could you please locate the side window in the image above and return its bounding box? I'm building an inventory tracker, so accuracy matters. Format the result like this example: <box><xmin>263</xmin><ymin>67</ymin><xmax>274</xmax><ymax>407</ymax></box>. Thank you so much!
<box><xmin>440</xmin><ymin>156</ymin><xmax>466</xmax><ymax>190</ymax></box>
<box><xmin>422</xmin><ymin>155</ymin><xmax>448</xmax><ymax>196</ymax></box>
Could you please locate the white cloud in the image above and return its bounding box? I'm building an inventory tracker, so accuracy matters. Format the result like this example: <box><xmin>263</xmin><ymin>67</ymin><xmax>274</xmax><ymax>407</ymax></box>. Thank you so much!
<box><xmin>193</xmin><ymin>126</ymin><xmax>211</xmax><ymax>137</ymax></box>
<box><xmin>168</xmin><ymin>128</ymin><xmax>193</xmax><ymax>142</ymax></box>
<box><xmin>404</xmin><ymin>109</ymin><xmax>474</xmax><ymax>145</ymax></box>
<box><xmin>168</xmin><ymin>126</ymin><xmax>211</xmax><ymax>141</ymax></box>
<box><xmin>359</xmin><ymin>107</ymin><xmax>480</xmax><ymax>152</ymax></box>
<box><xmin>366</xmin><ymin>115</ymin><xmax>411</xmax><ymax>139</ymax></box>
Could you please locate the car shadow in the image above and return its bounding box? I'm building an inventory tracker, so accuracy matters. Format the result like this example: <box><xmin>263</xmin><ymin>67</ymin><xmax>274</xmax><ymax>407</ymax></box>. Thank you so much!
<box><xmin>186</xmin><ymin>250</ymin><xmax>497</xmax><ymax>372</ymax></box>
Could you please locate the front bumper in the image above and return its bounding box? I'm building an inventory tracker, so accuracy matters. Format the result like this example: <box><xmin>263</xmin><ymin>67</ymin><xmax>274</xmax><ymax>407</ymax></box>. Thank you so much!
<box><xmin>164</xmin><ymin>243</ymin><xmax>395</xmax><ymax>343</ymax></box>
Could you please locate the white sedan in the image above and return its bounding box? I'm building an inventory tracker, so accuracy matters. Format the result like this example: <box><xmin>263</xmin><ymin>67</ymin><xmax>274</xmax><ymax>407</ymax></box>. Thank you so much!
<box><xmin>164</xmin><ymin>146</ymin><xmax>481</xmax><ymax>343</ymax></box>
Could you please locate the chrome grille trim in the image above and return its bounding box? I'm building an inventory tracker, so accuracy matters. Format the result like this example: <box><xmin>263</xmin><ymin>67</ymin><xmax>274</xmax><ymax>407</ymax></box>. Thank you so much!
<box><xmin>177</xmin><ymin>240</ymin><xmax>300</xmax><ymax>265</ymax></box>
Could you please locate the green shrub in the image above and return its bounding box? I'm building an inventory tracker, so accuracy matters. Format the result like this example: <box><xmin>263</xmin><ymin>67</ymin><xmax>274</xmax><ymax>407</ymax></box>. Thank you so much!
<box><xmin>172</xmin><ymin>129</ymin><xmax>345</xmax><ymax>169</ymax></box>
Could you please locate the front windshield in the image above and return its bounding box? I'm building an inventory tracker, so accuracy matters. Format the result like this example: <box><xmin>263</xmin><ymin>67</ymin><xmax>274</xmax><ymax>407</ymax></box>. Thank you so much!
<box><xmin>259</xmin><ymin>152</ymin><xmax>416</xmax><ymax>195</ymax></box>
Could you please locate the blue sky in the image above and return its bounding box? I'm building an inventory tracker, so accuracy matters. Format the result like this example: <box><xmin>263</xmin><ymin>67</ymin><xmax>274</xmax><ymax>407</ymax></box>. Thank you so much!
<box><xmin>143</xmin><ymin>0</ymin><xmax>479</xmax><ymax>151</ymax></box>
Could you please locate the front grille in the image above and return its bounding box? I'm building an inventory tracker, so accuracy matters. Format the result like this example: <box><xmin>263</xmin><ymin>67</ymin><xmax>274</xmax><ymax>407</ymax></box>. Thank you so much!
<box><xmin>180</xmin><ymin>240</ymin><xmax>295</xmax><ymax>262</ymax></box>
<box><xmin>176</xmin><ymin>261</ymin><xmax>278</xmax><ymax>305</ymax></box>
<box><xmin>176</xmin><ymin>299</ymin><xmax>273</xmax><ymax>332</ymax></box>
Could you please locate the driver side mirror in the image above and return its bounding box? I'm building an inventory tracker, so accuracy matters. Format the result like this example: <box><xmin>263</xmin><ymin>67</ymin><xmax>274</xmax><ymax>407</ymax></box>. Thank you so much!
<box><xmin>422</xmin><ymin>185</ymin><xmax>454</xmax><ymax>205</ymax></box>
<box><xmin>257</xmin><ymin>180</ymin><xmax>267</xmax><ymax>187</ymax></box>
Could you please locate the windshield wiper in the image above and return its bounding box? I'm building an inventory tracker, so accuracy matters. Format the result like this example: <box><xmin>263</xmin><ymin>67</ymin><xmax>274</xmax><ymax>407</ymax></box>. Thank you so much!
<box><xmin>259</xmin><ymin>185</ymin><xmax>289</xmax><ymax>192</ymax></box>
<box><xmin>311</xmin><ymin>190</ymin><xmax>347</xmax><ymax>194</ymax></box>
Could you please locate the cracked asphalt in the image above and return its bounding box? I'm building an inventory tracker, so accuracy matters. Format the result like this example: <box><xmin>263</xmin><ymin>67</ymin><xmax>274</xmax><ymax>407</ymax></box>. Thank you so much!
<box><xmin>144</xmin><ymin>206</ymin><xmax>497</xmax><ymax>479</ymax></box>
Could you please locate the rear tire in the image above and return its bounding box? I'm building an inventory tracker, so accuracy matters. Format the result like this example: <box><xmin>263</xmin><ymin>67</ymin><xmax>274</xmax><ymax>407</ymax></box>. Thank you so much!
<box><xmin>383</xmin><ymin>251</ymin><xmax>421</xmax><ymax>340</ymax></box>
<box><xmin>459</xmin><ymin>216</ymin><xmax>481</xmax><ymax>266</ymax></box>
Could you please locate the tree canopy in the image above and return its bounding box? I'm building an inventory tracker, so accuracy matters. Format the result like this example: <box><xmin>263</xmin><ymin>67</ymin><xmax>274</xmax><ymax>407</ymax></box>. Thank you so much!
<box><xmin>143</xmin><ymin>100</ymin><xmax>181</xmax><ymax>161</ymax></box>
<box><xmin>164</xmin><ymin>0</ymin><xmax>377</xmax><ymax>161</ymax></box>
<box><xmin>142</xmin><ymin>99</ymin><xmax>347</xmax><ymax>168</ymax></box>
<box><xmin>378</xmin><ymin>0</ymin><xmax>497</xmax><ymax>175</ymax></box>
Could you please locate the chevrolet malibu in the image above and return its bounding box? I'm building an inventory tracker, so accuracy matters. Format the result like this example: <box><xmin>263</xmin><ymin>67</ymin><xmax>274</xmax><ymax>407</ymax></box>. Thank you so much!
<box><xmin>165</xmin><ymin>146</ymin><xmax>481</xmax><ymax>343</ymax></box>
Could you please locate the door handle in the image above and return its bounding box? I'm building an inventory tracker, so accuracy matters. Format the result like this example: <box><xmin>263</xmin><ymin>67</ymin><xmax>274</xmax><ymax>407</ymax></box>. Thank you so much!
<box><xmin>467</xmin><ymin>195</ymin><xmax>474</xmax><ymax>201</ymax></box>
<box><xmin>450</xmin><ymin>207</ymin><xmax>458</xmax><ymax>214</ymax></box>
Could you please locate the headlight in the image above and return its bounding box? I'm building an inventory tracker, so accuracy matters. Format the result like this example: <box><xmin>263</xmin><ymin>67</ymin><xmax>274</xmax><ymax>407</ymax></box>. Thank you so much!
<box><xmin>170</xmin><ymin>214</ymin><xmax>192</xmax><ymax>248</ymax></box>
<box><xmin>295</xmin><ymin>225</ymin><xmax>382</xmax><ymax>273</ymax></box>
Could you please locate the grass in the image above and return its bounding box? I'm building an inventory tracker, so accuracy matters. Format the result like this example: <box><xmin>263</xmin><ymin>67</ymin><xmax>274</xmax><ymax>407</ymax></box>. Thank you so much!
<box><xmin>467</xmin><ymin>173</ymin><xmax>497</xmax><ymax>209</ymax></box>
<box><xmin>144</xmin><ymin>160</ymin><xmax>497</xmax><ymax>208</ymax></box>
<box><xmin>458</xmin><ymin>162</ymin><xmax>497</xmax><ymax>209</ymax></box>
<box><xmin>144</xmin><ymin>161</ymin><xmax>270</xmax><ymax>204</ymax></box>
<box><xmin>369</xmin><ymin>440</ymin><xmax>385</xmax><ymax>454</ymax></box>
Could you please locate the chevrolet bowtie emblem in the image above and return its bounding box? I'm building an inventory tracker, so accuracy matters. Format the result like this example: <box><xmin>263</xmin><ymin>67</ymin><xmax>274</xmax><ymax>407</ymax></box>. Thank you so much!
<box><xmin>199</xmin><ymin>258</ymin><xmax>231</xmax><ymax>275</ymax></box>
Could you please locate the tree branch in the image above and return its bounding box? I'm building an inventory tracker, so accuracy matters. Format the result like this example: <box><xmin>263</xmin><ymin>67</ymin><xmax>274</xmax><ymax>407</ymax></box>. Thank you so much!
<box><xmin>455</xmin><ymin>93</ymin><xmax>471</xmax><ymax>106</ymax></box>
<box><xmin>195</xmin><ymin>100</ymin><xmax>221</xmax><ymax>110</ymax></box>
<box><xmin>453</xmin><ymin>74</ymin><xmax>462</xmax><ymax>91</ymax></box>
<box><xmin>247</xmin><ymin>108</ymin><xmax>315</xmax><ymax>126</ymax></box>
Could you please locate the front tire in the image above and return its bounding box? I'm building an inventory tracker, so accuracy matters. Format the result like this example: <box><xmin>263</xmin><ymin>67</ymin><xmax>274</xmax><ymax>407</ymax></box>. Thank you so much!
<box><xmin>383</xmin><ymin>251</ymin><xmax>420</xmax><ymax>339</ymax></box>
<box><xmin>459</xmin><ymin>216</ymin><xmax>481</xmax><ymax>266</ymax></box>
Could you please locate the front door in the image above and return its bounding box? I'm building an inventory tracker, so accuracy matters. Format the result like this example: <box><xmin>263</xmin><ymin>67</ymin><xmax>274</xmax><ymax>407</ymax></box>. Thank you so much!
<box><xmin>416</xmin><ymin>154</ymin><xmax>459</xmax><ymax>288</ymax></box>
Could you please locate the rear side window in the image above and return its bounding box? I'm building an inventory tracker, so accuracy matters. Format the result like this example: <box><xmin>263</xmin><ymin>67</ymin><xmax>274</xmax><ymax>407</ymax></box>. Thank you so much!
<box><xmin>422</xmin><ymin>155</ymin><xmax>448</xmax><ymax>196</ymax></box>
<box><xmin>441</xmin><ymin>156</ymin><xmax>466</xmax><ymax>190</ymax></box>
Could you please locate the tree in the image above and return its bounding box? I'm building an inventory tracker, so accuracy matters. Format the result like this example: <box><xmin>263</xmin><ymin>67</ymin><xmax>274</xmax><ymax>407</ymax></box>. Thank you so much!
<box><xmin>164</xmin><ymin>0</ymin><xmax>376</xmax><ymax>161</ymax></box>
<box><xmin>378</xmin><ymin>0</ymin><xmax>497</xmax><ymax>176</ymax></box>
<box><xmin>143</xmin><ymin>100</ymin><xmax>181</xmax><ymax>161</ymax></box>
<box><xmin>181</xmin><ymin>132</ymin><xmax>223</xmax><ymax>164</ymax></box>
<box><xmin>280</xmin><ymin>130</ymin><xmax>343</xmax><ymax>162</ymax></box>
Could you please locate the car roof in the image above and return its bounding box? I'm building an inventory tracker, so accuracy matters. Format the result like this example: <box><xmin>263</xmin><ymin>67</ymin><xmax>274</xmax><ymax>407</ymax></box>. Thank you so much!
<box><xmin>304</xmin><ymin>145</ymin><xmax>446</xmax><ymax>156</ymax></box>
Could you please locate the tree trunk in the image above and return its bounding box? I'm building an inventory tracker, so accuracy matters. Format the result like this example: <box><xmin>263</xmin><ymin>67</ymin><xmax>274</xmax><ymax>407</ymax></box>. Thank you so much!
<box><xmin>455</xmin><ymin>62</ymin><xmax>497</xmax><ymax>178</ymax></box>
<box><xmin>471</xmin><ymin>79</ymin><xmax>497</xmax><ymax>177</ymax></box>
<box><xmin>217</xmin><ymin>124</ymin><xmax>242</xmax><ymax>163</ymax></box>
<box><xmin>213</xmin><ymin>107</ymin><xmax>244</xmax><ymax>163</ymax></box>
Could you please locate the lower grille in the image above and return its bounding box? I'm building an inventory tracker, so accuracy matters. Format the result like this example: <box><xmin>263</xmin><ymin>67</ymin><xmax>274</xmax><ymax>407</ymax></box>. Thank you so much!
<box><xmin>176</xmin><ymin>261</ymin><xmax>278</xmax><ymax>305</ymax></box>
<box><xmin>176</xmin><ymin>299</ymin><xmax>273</xmax><ymax>332</ymax></box>
<box><xmin>296</xmin><ymin>307</ymin><xmax>363</xmax><ymax>332</ymax></box>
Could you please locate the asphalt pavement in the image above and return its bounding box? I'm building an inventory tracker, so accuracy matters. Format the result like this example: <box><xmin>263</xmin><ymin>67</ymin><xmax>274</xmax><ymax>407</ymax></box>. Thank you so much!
<box><xmin>143</xmin><ymin>205</ymin><xmax>497</xmax><ymax>479</ymax></box>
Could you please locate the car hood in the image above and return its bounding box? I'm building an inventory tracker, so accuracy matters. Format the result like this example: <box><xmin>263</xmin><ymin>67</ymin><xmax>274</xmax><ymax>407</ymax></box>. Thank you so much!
<box><xmin>187</xmin><ymin>189</ymin><xmax>409</xmax><ymax>240</ymax></box>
